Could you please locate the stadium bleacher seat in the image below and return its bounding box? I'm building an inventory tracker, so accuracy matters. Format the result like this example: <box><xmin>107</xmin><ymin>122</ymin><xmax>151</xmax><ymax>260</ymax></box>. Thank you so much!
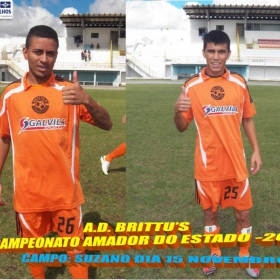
<box><xmin>258</xmin><ymin>38</ymin><xmax>280</xmax><ymax>49</ymax></box>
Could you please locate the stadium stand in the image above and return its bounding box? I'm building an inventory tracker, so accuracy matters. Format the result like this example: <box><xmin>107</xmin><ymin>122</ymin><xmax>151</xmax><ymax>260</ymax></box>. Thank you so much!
<box><xmin>0</xmin><ymin>14</ymin><xmax>126</xmax><ymax>86</ymax></box>
<box><xmin>258</xmin><ymin>39</ymin><xmax>280</xmax><ymax>48</ymax></box>
<box><xmin>126</xmin><ymin>4</ymin><xmax>280</xmax><ymax>81</ymax></box>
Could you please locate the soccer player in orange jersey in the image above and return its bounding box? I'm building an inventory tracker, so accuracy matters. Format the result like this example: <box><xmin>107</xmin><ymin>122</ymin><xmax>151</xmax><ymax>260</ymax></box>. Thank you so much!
<box><xmin>174</xmin><ymin>30</ymin><xmax>262</xmax><ymax>279</ymax></box>
<box><xmin>100</xmin><ymin>115</ymin><xmax>126</xmax><ymax>175</ymax></box>
<box><xmin>0</xmin><ymin>25</ymin><xmax>112</xmax><ymax>279</ymax></box>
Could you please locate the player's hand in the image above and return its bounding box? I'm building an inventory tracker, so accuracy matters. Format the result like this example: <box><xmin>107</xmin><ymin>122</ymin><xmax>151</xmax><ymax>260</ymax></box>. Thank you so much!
<box><xmin>250</xmin><ymin>150</ymin><xmax>262</xmax><ymax>175</ymax></box>
<box><xmin>122</xmin><ymin>115</ymin><xmax>126</xmax><ymax>124</ymax></box>
<box><xmin>174</xmin><ymin>86</ymin><xmax>191</xmax><ymax>113</ymax></box>
<box><xmin>0</xmin><ymin>183</ymin><xmax>7</xmax><ymax>206</ymax></box>
<box><xmin>62</xmin><ymin>71</ymin><xmax>89</xmax><ymax>105</ymax></box>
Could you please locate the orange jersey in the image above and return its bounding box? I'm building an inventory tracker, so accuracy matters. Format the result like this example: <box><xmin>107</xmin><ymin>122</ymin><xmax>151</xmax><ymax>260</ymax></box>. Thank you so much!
<box><xmin>0</xmin><ymin>72</ymin><xmax>95</xmax><ymax>213</ymax></box>
<box><xmin>182</xmin><ymin>67</ymin><xmax>256</xmax><ymax>182</ymax></box>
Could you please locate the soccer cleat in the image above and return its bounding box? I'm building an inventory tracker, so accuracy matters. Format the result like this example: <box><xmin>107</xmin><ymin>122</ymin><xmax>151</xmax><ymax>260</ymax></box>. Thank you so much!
<box><xmin>202</xmin><ymin>254</ymin><xmax>217</xmax><ymax>276</ymax></box>
<box><xmin>245</xmin><ymin>257</ymin><xmax>260</xmax><ymax>279</ymax></box>
<box><xmin>100</xmin><ymin>156</ymin><xmax>110</xmax><ymax>175</ymax></box>
<box><xmin>245</xmin><ymin>267</ymin><xmax>259</xmax><ymax>279</ymax></box>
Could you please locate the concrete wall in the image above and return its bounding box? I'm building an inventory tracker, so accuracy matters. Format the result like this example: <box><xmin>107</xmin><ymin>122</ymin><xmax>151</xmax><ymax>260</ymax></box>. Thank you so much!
<box><xmin>66</xmin><ymin>27</ymin><xmax>125</xmax><ymax>50</ymax></box>
<box><xmin>119</xmin><ymin>38</ymin><xmax>125</xmax><ymax>52</ymax></box>
<box><xmin>249</xmin><ymin>65</ymin><xmax>280</xmax><ymax>80</ymax></box>
<box><xmin>189</xmin><ymin>19</ymin><xmax>241</xmax><ymax>39</ymax></box>
<box><xmin>126</xmin><ymin>65</ymin><xmax>142</xmax><ymax>78</ymax></box>
<box><xmin>245</xmin><ymin>30</ymin><xmax>280</xmax><ymax>43</ymax></box>
<box><xmin>0</xmin><ymin>66</ymin><xmax>18</xmax><ymax>82</ymax></box>
<box><xmin>53</xmin><ymin>69</ymin><xmax>121</xmax><ymax>86</ymax></box>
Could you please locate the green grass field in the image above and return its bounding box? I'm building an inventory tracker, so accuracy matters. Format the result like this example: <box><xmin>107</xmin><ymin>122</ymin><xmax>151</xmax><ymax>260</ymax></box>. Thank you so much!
<box><xmin>1</xmin><ymin>83</ymin><xmax>280</xmax><ymax>279</ymax></box>
<box><xmin>0</xmin><ymin>88</ymin><xmax>126</xmax><ymax>279</ymax></box>
<box><xmin>126</xmin><ymin>84</ymin><xmax>280</xmax><ymax>279</ymax></box>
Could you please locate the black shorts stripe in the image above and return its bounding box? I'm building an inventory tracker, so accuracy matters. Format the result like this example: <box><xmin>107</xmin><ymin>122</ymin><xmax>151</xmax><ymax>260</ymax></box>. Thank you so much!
<box><xmin>15</xmin><ymin>212</ymin><xmax>23</xmax><ymax>237</ymax></box>
<box><xmin>195</xmin><ymin>179</ymin><xmax>201</xmax><ymax>205</ymax></box>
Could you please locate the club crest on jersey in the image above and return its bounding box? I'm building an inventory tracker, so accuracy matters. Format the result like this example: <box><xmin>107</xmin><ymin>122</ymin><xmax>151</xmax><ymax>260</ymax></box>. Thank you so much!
<box><xmin>210</xmin><ymin>86</ymin><xmax>225</xmax><ymax>100</ymax></box>
<box><xmin>32</xmin><ymin>96</ymin><xmax>49</xmax><ymax>114</ymax></box>
<box><xmin>19</xmin><ymin>117</ymin><xmax>65</xmax><ymax>134</ymax></box>
<box><xmin>202</xmin><ymin>105</ymin><xmax>238</xmax><ymax>117</ymax></box>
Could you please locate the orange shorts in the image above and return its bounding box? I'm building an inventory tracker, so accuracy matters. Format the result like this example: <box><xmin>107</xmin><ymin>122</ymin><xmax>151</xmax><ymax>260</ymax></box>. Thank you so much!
<box><xmin>195</xmin><ymin>179</ymin><xmax>253</xmax><ymax>212</ymax></box>
<box><xmin>16</xmin><ymin>206</ymin><xmax>84</xmax><ymax>239</ymax></box>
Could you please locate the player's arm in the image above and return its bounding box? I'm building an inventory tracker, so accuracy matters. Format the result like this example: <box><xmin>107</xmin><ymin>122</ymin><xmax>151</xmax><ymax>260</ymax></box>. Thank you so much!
<box><xmin>62</xmin><ymin>71</ymin><xmax>112</xmax><ymax>131</ymax></box>
<box><xmin>0</xmin><ymin>137</ymin><xmax>10</xmax><ymax>206</ymax></box>
<box><xmin>82</xmin><ymin>97</ymin><xmax>112</xmax><ymax>131</ymax></box>
<box><xmin>242</xmin><ymin>117</ymin><xmax>262</xmax><ymax>175</ymax></box>
<box><xmin>174</xmin><ymin>86</ymin><xmax>191</xmax><ymax>132</ymax></box>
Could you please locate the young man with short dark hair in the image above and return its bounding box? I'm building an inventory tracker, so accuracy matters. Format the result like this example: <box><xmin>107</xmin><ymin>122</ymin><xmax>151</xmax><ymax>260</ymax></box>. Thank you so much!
<box><xmin>0</xmin><ymin>25</ymin><xmax>113</xmax><ymax>279</ymax></box>
<box><xmin>174</xmin><ymin>30</ymin><xmax>262</xmax><ymax>278</ymax></box>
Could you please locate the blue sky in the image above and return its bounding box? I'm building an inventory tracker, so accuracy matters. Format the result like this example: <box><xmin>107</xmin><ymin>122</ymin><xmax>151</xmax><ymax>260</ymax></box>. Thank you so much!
<box><xmin>12</xmin><ymin>0</ymin><xmax>98</xmax><ymax>16</ymax></box>
<box><xmin>170</xmin><ymin>1</ymin><xmax>213</xmax><ymax>9</ymax></box>
<box><xmin>2</xmin><ymin>0</ymin><xmax>278</xmax><ymax>36</ymax></box>
<box><xmin>156</xmin><ymin>0</ymin><xmax>213</xmax><ymax>9</ymax></box>
<box><xmin>0</xmin><ymin>0</ymin><xmax>125</xmax><ymax>36</ymax></box>
<box><xmin>14</xmin><ymin>0</ymin><xmax>215</xmax><ymax>15</ymax></box>
<box><xmin>126</xmin><ymin>0</ymin><xmax>213</xmax><ymax>9</ymax></box>
<box><xmin>126</xmin><ymin>0</ymin><xmax>214</xmax><ymax>30</ymax></box>
<box><xmin>127</xmin><ymin>0</ymin><xmax>279</xmax><ymax>30</ymax></box>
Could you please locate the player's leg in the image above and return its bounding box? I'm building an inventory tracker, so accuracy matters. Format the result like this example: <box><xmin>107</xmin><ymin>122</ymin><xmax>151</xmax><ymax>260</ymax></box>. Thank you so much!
<box><xmin>51</xmin><ymin>206</ymin><xmax>88</xmax><ymax>279</ymax></box>
<box><xmin>101</xmin><ymin>142</ymin><xmax>126</xmax><ymax>175</ymax></box>
<box><xmin>67</xmin><ymin>251</ymin><xmax>88</xmax><ymax>279</ymax></box>
<box><xmin>196</xmin><ymin>180</ymin><xmax>221</xmax><ymax>253</ymax></box>
<box><xmin>106</xmin><ymin>142</ymin><xmax>126</xmax><ymax>161</ymax></box>
<box><xmin>234</xmin><ymin>209</ymin><xmax>258</xmax><ymax>278</ymax></box>
<box><xmin>204</xmin><ymin>208</ymin><xmax>221</xmax><ymax>256</ymax></box>
<box><xmin>195</xmin><ymin>180</ymin><xmax>221</xmax><ymax>276</ymax></box>
<box><xmin>220</xmin><ymin>178</ymin><xmax>253</xmax><ymax>257</ymax></box>
<box><xmin>221</xmin><ymin>179</ymin><xmax>258</xmax><ymax>278</ymax></box>
<box><xmin>27</xmin><ymin>266</ymin><xmax>45</xmax><ymax>279</ymax></box>
<box><xmin>16</xmin><ymin>212</ymin><xmax>51</xmax><ymax>279</ymax></box>
<box><xmin>202</xmin><ymin>208</ymin><xmax>221</xmax><ymax>276</ymax></box>
<box><xmin>234</xmin><ymin>209</ymin><xmax>251</xmax><ymax>256</ymax></box>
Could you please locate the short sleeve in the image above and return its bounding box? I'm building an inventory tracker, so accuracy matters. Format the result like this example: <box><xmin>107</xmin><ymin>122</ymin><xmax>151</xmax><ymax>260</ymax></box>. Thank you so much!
<box><xmin>181</xmin><ymin>107</ymin><xmax>194</xmax><ymax>124</ymax></box>
<box><xmin>78</xmin><ymin>104</ymin><xmax>95</xmax><ymax>126</ymax></box>
<box><xmin>0</xmin><ymin>91</ymin><xmax>11</xmax><ymax>137</ymax></box>
<box><xmin>242</xmin><ymin>87</ymin><xmax>256</xmax><ymax>118</ymax></box>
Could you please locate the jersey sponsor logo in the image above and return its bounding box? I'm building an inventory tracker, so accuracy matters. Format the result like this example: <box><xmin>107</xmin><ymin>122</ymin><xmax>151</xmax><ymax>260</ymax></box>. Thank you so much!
<box><xmin>202</xmin><ymin>105</ymin><xmax>238</xmax><ymax>117</ymax></box>
<box><xmin>32</xmin><ymin>96</ymin><xmax>49</xmax><ymax>114</ymax></box>
<box><xmin>19</xmin><ymin>117</ymin><xmax>65</xmax><ymax>134</ymax></box>
<box><xmin>210</xmin><ymin>86</ymin><xmax>225</xmax><ymax>100</ymax></box>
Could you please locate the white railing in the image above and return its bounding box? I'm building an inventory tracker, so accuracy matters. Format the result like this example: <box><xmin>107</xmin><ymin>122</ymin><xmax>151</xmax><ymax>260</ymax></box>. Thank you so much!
<box><xmin>166</xmin><ymin>55</ymin><xmax>241</xmax><ymax>63</ymax></box>
<box><xmin>165</xmin><ymin>56</ymin><xmax>280</xmax><ymax>65</ymax></box>
<box><xmin>127</xmin><ymin>54</ymin><xmax>157</xmax><ymax>78</ymax></box>
<box><xmin>54</xmin><ymin>62</ymin><xmax>119</xmax><ymax>70</ymax></box>
<box><xmin>6</xmin><ymin>61</ymin><xmax>25</xmax><ymax>78</ymax></box>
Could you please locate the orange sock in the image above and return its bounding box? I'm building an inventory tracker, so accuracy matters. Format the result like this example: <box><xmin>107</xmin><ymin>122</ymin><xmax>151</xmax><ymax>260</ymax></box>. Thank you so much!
<box><xmin>28</xmin><ymin>265</ymin><xmax>45</xmax><ymax>279</ymax></box>
<box><xmin>105</xmin><ymin>142</ymin><xmax>126</xmax><ymax>162</ymax></box>
<box><xmin>204</xmin><ymin>226</ymin><xmax>221</xmax><ymax>256</ymax></box>
<box><xmin>237</xmin><ymin>232</ymin><xmax>251</xmax><ymax>257</ymax></box>
<box><xmin>68</xmin><ymin>266</ymin><xmax>88</xmax><ymax>279</ymax></box>
<box><xmin>67</xmin><ymin>251</ymin><xmax>88</xmax><ymax>279</ymax></box>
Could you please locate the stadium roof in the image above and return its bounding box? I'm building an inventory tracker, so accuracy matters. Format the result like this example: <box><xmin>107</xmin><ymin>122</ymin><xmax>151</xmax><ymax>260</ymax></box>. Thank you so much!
<box><xmin>59</xmin><ymin>14</ymin><xmax>126</xmax><ymax>28</ymax></box>
<box><xmin>183</xmin><ymin>4</ymin><xmax>280</xmax><ymax>20</ymax></box>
